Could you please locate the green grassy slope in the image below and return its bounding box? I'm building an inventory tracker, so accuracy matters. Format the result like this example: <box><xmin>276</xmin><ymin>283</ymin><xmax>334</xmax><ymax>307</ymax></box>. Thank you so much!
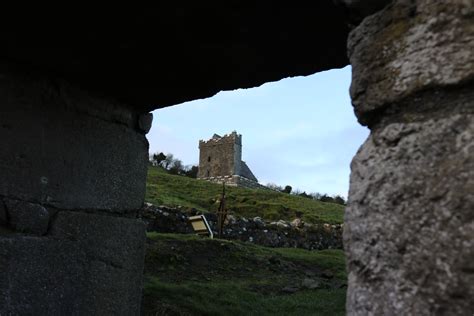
<box><xmin>146</xmin><ymin>167</ymin><xmax>344</xmax><ymax>224</ymax></box>
<box><xmin>143</xmin><ymin>233</ymin><xmax>347</xmax><ymax>316</ymax></box>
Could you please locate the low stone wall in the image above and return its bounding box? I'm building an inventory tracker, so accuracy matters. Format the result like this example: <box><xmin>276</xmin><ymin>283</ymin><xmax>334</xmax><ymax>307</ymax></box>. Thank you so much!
<box><xmin>141</xmin><ymin>203</ymin><xmax>343</xmax><ymax>250</ymax></box>
<box><xmin>200</xmin><ymin>175</ymin><xmax>270</xmax><ymax>190</ymax></box>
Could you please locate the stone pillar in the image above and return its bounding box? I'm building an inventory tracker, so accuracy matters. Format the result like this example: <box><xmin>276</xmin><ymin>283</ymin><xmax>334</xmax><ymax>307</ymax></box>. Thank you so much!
<box><xmin>345</xmin><ymin>1</ymin><xmax>474</xmax><ymax>315</ymax></box>
<box><xmin>0</xmin><ymin>65</ymin><xmax>151</xmax><ymax>314</ymax></box>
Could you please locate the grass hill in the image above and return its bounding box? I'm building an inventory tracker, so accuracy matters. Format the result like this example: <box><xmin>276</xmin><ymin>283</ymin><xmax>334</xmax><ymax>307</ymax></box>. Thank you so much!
<box><xmin>143</xmin><ymin>233</ymin><xmax>346</xmax><ymax>316</ymax></box>
<box><xmin>146</xmin><ymin>167</ymin><xmax>344</xmax><ymax>224</ymax></box>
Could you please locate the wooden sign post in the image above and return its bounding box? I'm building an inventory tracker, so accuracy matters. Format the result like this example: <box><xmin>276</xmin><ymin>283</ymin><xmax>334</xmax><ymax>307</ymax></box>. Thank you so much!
<box><xmin>216</xmin><ymin>183</ymin><xmax>228</xmax><ymax>239</ymax></box>
<box><xmin>189</xmin><ymin>215</ymin><xmax>213</xmax><ymax>238</ymax></box>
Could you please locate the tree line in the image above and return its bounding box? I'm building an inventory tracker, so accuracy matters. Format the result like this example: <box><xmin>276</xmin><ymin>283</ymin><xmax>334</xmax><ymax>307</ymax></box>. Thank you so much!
<box><xmin>149</xmin><ymin>152</ymin><xmax>198</xmax><ymax>178</ymax></box>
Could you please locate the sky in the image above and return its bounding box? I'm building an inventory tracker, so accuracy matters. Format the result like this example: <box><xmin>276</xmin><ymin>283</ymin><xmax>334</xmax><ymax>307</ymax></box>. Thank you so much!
<box><xmin>147</xmin><ymin>66</ymin><xmax>369</xmax><ymax>198</ymax></box>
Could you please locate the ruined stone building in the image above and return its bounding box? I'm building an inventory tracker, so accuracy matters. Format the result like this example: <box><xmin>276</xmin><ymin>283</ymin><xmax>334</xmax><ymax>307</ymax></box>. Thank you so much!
<box><xmin>197</xmin><ymin>132</ymin><xmax>262</xmax><ymax>188</ymax></box>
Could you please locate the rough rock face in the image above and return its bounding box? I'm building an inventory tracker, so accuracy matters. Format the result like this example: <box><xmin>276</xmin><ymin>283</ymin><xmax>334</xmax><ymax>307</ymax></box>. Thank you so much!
<box><xmin>346</xmin><ymin>109</ymin><xmax>474</xmax><ymax>315</ymax></box>
<box><xmin>345</xmin><ymin>0</ymin><xmax>474</xmax><ymax>314</ymax></box>
<box><xmin>348</xmin><ymin>0</ymin><xmax>474</xmax><ymax>126</ymax></box>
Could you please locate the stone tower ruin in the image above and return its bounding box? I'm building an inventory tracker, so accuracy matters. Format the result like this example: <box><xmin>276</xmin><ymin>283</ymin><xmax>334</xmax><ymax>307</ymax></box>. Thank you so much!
<box><xmin>198</xmin><ymin>131</ymin><xmax>261</xmax><ymax>188</ymax></box>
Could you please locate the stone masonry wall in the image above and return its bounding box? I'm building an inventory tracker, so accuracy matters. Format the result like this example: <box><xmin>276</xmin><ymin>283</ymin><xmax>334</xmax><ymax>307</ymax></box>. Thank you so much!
<box><xmin>345</xmin><ymin>1</ymin><xmax>474</xmax><ymax>315</ymax></box>
<box><xmin>198</xmin><ymin>132</ymin><xmax>241</xmax><ymax>178</ymax></box>
<box><xmin>0</xmin><ymin>66</ymin><xmax>150</xmax><ymax>315</ymax></box>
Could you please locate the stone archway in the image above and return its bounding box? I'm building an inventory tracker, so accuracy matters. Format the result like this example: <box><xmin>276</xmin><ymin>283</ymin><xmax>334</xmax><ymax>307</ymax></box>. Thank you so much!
<box><xmin>0</xmin><ymin>1</ymin><xmax>472</xmax><ymax>315</ymax></box>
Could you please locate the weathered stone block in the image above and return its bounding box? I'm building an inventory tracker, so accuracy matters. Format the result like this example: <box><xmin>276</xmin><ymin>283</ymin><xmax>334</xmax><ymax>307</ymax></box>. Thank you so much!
<box><xmin>138</xmin><ymin>113</ymin><xmax>153</xmax><ymax>134</ymax></box>
<box><xmin>0</xmin><ymin>69</ymin><xmax>149</xmax><ymax>211</ymax></box>
<box><xmin>348</xmin><ymin>0</ymin><xmax>474</xmax><ymax>125</ymax></box>
<box><xmin>50</xmin><ymin>211</ymin><xmax>146</xmax><ymax>270</ymax></box>
<box><xmin>3</xmin><ymin>198</ymin><xmax>50</xmax><ymax>235</ymax></box>
<box><xmin>0</xmin><ymin>67</ymin><xmax>150</xmax><ymax>314</ymax></box>
<box><xmin>0</xmin><ymin>199</ymin><xmax>7</xmax><ymax>226</ymax></box>
<box><xmin>345</xmin><ymin>111</ymin><xmax>474</xmax><ymax>315</ymax></box>
<box><xmin>0</xmin><ymin>211</ymin><xmax>146</xmax><ymax>315</ymax></box>
<box><xmin>345</xmin><ymin>1</ymin><xmax>474</xmax><ymax>314</ymax></box>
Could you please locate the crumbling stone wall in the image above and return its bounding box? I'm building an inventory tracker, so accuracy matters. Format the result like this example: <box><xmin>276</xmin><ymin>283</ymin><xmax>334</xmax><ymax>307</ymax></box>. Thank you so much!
<box><xmin>141</xmin><ymin>203</ymin><xmax>343</xmax><ymax>251</ymax></box>
<box><xmin>344</xmin><ymin>1</ymin><xmax>474</xmax><ymax>315</ymax></box>
<box><xmin>0</xmin><ymin>67</ymin><xmax>150</xmax><ymax>315</ymax></box>
<box><xmin>204</xmin><ymin>175</ymin><xmax>269</xmax><ymax>190</ymax></box>
<box><xmin>198</xmin><ymin>132</ymin><xmax>240</xmax><ymax>178</ymax></box>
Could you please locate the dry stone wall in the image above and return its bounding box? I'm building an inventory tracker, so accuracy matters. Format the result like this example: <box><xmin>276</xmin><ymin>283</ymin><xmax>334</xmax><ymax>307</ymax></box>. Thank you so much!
<box><xmin>141</xmin><ymin>203</ymin><xmax>343</xmax><ymax>250</ymax></box>
<box><xmin>203</xmin><ymin>175</ymin><xmax>269</xmax><ymax>190</ymax></box>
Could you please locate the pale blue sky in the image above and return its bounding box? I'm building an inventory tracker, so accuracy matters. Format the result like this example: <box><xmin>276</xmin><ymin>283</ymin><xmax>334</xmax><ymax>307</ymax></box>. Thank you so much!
<box><xmin>148</xmin><ymin>66</ymin><xmax>369</xmax><ymax>198</ymax></box>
